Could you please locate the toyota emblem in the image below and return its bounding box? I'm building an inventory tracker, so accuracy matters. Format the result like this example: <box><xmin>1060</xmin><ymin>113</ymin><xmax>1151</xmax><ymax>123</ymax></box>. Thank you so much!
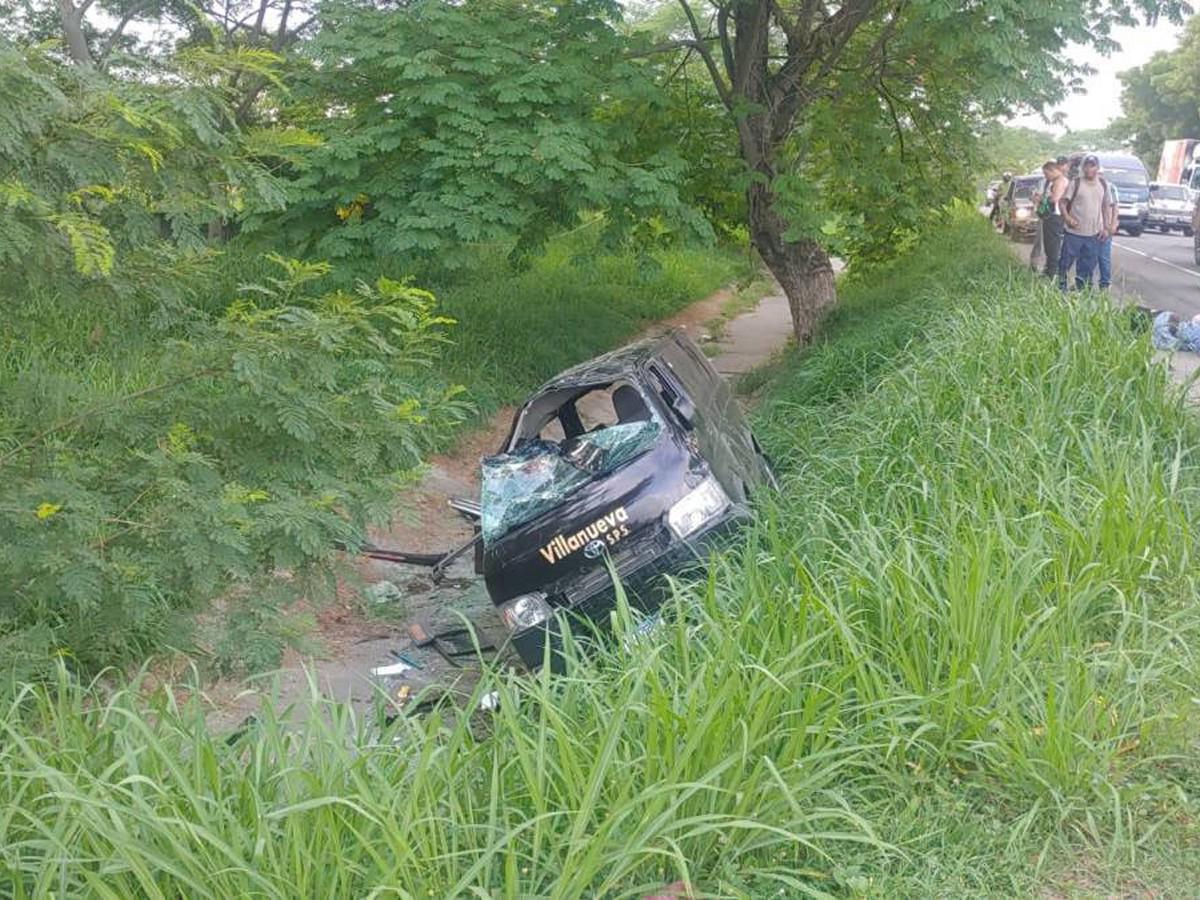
<box><xmin>583</xmin><ymin>539</ymin><xmax>607</xmax><ymax>560</ymax></box>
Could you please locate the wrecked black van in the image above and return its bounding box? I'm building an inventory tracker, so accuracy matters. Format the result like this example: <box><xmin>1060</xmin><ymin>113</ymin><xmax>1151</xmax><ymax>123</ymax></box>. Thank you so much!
<box><xmin>479</xmin><ymin>328</ymin><xmax>777</xmax><ymax>669</ymax></box>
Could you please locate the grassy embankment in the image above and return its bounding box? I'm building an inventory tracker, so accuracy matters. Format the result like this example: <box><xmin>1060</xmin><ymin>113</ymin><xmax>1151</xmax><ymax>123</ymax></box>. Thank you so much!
<box><xmin>2</xmin><ymin>209</ymin><xmax>1198</xmax><ymax>896</ymax></box>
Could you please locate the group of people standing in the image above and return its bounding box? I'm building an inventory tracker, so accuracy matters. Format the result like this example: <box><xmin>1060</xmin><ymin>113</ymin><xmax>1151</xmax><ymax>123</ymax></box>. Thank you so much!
<box><xmin>1029</xmin><ymin>153</ymin><xmax>1120</xmax><ymax>291</ymax></box>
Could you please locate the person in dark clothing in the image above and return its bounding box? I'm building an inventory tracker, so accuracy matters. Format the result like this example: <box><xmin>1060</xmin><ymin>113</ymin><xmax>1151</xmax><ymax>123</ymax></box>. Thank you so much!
<box><xmin>1038</xmin><ymin>159</ymin><xmax>1068</xmax><ymax>278</ymax></box>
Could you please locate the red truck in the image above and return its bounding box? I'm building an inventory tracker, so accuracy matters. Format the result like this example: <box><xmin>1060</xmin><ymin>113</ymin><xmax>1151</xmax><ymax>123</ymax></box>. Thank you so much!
<box><xmin>1157</xmin><ymin>139</ymin><xmax>1200</xmax><ymax>189</ymax></box>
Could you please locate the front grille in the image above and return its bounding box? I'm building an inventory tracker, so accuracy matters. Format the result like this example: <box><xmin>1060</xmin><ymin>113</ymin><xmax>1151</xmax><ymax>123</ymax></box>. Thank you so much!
<box><xmin>561</xmin><ymin>526</ymin><xmax>672</xmax><ymax>607</ymax></box>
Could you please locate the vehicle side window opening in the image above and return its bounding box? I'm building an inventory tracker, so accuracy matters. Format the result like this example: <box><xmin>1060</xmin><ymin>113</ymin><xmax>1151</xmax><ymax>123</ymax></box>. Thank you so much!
<box><xmin>649</xmin><ymin>364</ymin><xmax>693</xmax><ymax>429</ymax></box>
<box><xmin>521</xmin><ymin>381</ymin><xmax>652</xmax><ymax>447</ymax></box>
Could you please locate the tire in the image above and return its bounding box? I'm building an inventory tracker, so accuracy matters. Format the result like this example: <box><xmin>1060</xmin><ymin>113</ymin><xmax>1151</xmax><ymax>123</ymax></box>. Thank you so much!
<box><xmin>1185</xmin><ymin>228</ymin><xmax>1194</xmax><ymax>238</ymax></box>
<box><xmin>1127</xmin><ymin>226</ymin><xmax>1143</xmax><ymax>237</ymax></box>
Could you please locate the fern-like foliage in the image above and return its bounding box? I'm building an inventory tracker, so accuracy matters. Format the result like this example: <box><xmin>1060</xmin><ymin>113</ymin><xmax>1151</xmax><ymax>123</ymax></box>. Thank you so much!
<box><xmin>0</xmin><ymin>255</ymin><xmax>467</xmax><ymax>678</ymax></box>
<box><xmin>0</xmin><ymin>39</ymin><xmax>314</xmax><ymax>284</ymax></box>
<box><xmin>252</xmin><ymin>0</ymin><xmax>710</xmax><ymax>266</ymax></box>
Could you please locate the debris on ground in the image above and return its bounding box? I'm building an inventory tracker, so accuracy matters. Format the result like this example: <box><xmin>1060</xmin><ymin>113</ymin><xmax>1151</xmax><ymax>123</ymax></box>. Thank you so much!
<box><xmin>1152</xmin><ymin>309</ymin><xmax>1200</xmax><ymax>352</ymax></box>
<box><xmin>363</xmin><ymin>580</ymin><xmax>403</xmax><ymax>606</ymax></box>
<box><xmin>202</xmin><ymin>283</ymin><xmax>795</xmax><ymax>731</ymax></box>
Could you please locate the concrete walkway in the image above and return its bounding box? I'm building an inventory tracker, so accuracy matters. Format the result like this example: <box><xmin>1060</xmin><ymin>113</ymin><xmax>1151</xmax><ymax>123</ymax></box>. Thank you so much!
<box><xmin>710</xmin><ymin>294</ymin><xmax>793</xmax><ymax>375</ymax></box>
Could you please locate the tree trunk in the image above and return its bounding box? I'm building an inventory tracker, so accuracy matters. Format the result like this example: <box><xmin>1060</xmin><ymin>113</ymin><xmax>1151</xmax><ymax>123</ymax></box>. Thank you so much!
<box><xmin>745</xmin><ymin>169</ymin><xmax>836</xmax><ymax>345</ymax></box>
<box><xmin>58</xmin><ymin>0</ymin><xmax>94</xmax><ymax>67</ymax></box>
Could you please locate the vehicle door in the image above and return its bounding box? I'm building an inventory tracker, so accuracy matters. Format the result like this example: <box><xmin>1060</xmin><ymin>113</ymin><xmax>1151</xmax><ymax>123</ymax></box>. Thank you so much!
<box><xmin>653</xmin><ymin>336</ymin><xmax>758</xmax><ymax>500</ymax></box>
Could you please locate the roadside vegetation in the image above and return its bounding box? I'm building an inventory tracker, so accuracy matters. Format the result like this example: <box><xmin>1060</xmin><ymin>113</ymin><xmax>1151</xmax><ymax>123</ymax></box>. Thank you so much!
<box><xmin>3</xmin><ymin>211</ymin><xmax>1196</xmax><ymax>895</ymax></box>
<box><xmin>6</xmin><ymin>0</ymin><xmax>1190</xmax><ymax>685</ymax></box>
<box><xmin>1</xmin><ymin>226</ymin><xmax>742</xmax><ymax>679</ymax></box>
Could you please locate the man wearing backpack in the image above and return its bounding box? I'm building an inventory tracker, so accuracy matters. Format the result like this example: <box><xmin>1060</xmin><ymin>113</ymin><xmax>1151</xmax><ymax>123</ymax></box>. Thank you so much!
<box><xmin>1058</xmin><ymin>155</ymin><xmax>1110</xmax><ymax>291</ymax></box>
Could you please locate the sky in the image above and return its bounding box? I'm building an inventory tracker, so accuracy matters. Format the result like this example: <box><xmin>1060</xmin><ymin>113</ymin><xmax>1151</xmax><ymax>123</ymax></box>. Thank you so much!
<box><xmin>1008</xmin><ymin>19</ymin><xmax>1185</xmax><ymax>134</ymax></box>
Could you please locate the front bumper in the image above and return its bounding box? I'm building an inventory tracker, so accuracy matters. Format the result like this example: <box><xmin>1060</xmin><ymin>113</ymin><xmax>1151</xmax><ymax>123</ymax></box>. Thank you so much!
<box><xmin>1147</xmin><ymin>212</ymin><xmax>1192</xmax><ymax>228</ymax></box>
<box><xmin>1118</xmin><ymin>208</ymin><xmax>1147</xmax><ymax>228</ymax></box>
<box><xmin>508</xmin><ymin>511</ymin><xmax>744</xmax><ymax>671</ymax></box>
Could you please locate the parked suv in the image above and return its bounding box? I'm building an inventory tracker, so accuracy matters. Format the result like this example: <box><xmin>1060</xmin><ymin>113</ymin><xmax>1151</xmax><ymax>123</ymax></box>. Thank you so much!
<box><xmin>479</xmin><ymin>329</ymin><xmax>777</xmax><ymax>669</ymax></box>
<box><xmin>1147</xmin><ymin>182</ymin><xmax>1194</xmax><ymax>235</ymax></box>
<box><xmin>993</xmin><ymin>175</ymin><xmax>1042</xmax><ymax>240</ymax></box>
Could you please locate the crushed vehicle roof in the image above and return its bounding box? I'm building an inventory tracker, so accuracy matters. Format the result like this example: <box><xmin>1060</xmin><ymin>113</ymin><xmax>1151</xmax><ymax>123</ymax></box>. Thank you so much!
<box><xmin>532</xmin><ymin>330</ymin><xmax>681</xmax><ymax>392</ymax></box>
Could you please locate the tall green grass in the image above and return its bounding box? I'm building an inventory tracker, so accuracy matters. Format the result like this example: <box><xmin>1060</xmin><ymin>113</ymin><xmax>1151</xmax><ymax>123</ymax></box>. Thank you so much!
<box><xmin>429</xmin><ymin>234</ymin><xmax>747</xmax><ymax>417</ymax></box>
<box><xmin>2</xmin><ymin>230</ymin><xmax>745</xmax><ymax>446</ymax></box>
<box><xmin>2</xmin><ymin>212</ymin><xmax>1197</xmax><ymax>896</ymax></box>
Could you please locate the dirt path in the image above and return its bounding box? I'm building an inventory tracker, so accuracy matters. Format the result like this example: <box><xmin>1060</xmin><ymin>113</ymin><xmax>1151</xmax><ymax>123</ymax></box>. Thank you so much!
<box><xmin>203</xmin><ymin>279</ymin><xmax>795</xmax><ymax>730</ymax></box>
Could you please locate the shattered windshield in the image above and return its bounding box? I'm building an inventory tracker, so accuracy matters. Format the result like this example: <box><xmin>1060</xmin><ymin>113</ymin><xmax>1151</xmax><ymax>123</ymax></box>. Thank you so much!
<box><xmin>480</xmin><ymin>383</ymin><xmax>663</xmax><ymax>543</ymax></box>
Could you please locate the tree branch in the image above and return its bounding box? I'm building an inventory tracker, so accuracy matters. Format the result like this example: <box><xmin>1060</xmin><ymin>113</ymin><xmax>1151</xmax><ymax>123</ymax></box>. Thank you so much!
<box><xmin>252</xmin><ymin>0</ymin><xmax>270</xmax><ymax>39</ymax></box>
<box><xmin>58</xmin><ymin>0</ymin><xmax>95</xmax><ymax>67</ymax></box>
<box><xmin>675</xmin><ymin>0</ymin><xmax>733</xmax><ymax>111</ymax></box>
<box><xmin>880</xmin><ymin>78</ymin><xmax>906</xmax><ymax>162</ymax></box>
<box><xmin>626</xmin><ymin>37</ymin><xmax>715</xmax><ymax>58</ymax></box>
<box><xmin>272</xmin><ymin>0</ymin><xmax>292</xmax><ymax>52</ymax></box>
<box><xmin>96</xmin><ymin>0</ymin><xmax>158</xmax><ymax>65</ymax></box>
<box><xmin>716</xmin><ymin>5</ymin><xmax>735</xmax><ymax>84</ymax></box>
<box><xmin>731</xmin><ymin>0</ymin><xmax>771</xmax><ymax>101</ymax></box>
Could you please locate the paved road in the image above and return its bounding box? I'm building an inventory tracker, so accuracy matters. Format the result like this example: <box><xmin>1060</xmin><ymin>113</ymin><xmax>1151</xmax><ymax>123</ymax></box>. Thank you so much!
<box><xmin>1018</xmin><ymin>228</ymin><xmax>1200</xmax><ymax>316</ymax></box>
<box><xmin>1108</xmin><ymin>230</ymin><xmax>1200</xmax><ymax>317</ymax></box>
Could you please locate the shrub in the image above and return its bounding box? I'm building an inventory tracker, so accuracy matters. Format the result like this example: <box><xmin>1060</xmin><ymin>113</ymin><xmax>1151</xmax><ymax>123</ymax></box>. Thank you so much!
<box><xmin>0</xmin><ymin>257</ymin><xmax>464</xmax><ymax>677</ymax></box>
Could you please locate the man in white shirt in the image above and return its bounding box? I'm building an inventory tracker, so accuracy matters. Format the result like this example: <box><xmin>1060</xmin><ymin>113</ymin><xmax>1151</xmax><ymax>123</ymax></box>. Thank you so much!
<box><xmin>1058</xmin><ymin>155</ymin><xmax>1111</xmax><ymax>291</ymax></box>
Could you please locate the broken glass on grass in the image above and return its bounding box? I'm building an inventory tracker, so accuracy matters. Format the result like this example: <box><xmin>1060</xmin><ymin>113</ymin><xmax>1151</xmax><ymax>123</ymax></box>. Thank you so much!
<box><xmin>480</xmin><ymin>420</ymin><xmax>661</xmax><ymax>542</ymax></box>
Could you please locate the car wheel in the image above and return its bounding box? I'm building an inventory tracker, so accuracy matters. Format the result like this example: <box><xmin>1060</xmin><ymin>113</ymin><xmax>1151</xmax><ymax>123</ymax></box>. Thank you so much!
<box><xmin>1185</xmin><ymin>228</ymin><xmax>1194</xmax><ymax>238</ymax></box>
<box><xmin>1127</xmin><ymin>227</ymin><xmax>1143</xmax><ymax>237</ymax></box>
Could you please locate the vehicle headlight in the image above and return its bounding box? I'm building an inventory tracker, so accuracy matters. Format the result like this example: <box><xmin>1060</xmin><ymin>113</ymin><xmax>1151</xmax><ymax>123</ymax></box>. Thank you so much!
<box><xmin>1015</xmin><ymin>208</ymin><xmax>1031</xmax><ymax>219</ymax></box>
<box><xmin>499</xmin><ymin>592</ymin><xmax>552</xmax><ymax>631</ymax></box>
<box><xmin>667</xmin><ymin>476</ymin><xmax>730</xmax><ymax>539</ymax></box>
